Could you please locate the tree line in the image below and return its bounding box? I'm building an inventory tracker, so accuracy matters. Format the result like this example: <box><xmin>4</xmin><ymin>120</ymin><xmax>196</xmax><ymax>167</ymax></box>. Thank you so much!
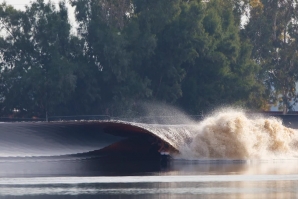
<box><xmin>0</xmin><ymin>0</ymin><xmax>297</xmax><ymax>118</ymax></box>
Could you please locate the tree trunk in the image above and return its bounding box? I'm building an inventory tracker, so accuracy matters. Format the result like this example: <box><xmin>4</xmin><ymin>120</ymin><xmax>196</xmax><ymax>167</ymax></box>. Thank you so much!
<box><xmin>282</xmin><ymin>89</ymin><xmax>287</xmax><ymax>115</ymax></box>
<box><xmin>282</xmin><ymin>102</ymin><xmax>287</xmax><ymax>114</ymax></box>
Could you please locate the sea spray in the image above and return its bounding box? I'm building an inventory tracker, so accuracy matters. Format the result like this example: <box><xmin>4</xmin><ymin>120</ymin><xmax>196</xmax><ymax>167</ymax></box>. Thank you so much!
<box><xmin>177</xmin><ymin>109</ymin><xmax>298</xmax><ymax>160</ymax></box>
<box><xmin>132</xmin><ymin>108</ymin><xmax>298</xmax><ymax>160</ymax></box>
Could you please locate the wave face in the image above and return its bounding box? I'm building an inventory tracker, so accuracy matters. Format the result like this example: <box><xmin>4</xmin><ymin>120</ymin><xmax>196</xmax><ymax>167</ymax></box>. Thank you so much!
<box><xmin>0</xmin><ymin>122</ymin><xmax>122</xmax><ymax>157</ymax></box>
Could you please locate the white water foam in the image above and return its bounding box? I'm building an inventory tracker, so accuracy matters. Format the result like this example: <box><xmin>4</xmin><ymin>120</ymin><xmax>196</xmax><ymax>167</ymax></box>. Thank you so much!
<box><xmin>132</xmin><ymin>108</ymin><xmax>298</xmax><ymax>160</ymax></box>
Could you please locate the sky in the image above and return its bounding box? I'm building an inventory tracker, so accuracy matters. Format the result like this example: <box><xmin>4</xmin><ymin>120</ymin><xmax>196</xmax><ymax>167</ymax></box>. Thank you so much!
<box><xmin>1</xmin><ymin>0</ymin><xmax>77</xmax><ymax>33</ymax></box>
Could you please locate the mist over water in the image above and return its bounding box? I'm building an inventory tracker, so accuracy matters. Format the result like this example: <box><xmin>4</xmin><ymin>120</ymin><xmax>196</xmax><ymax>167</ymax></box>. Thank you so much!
<box><xmin>121</xmin><ymin>102</ymin><xmax>195</xmax><ymax>124</ymax></box>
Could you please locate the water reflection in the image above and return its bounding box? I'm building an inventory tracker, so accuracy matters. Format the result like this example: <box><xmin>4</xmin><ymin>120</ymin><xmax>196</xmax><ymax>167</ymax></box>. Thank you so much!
<box><xmin>0</xmin><ymin>180</ymin><xmax>297</xmax><ymax>199</ymax></box>
<box><xmin>1</xmin><ymin>158</ymin><xmax>297</xmax><ymax>178</ymax></box>
<box><xmin>0</xmin><ymin>159</ymin><xmax>297</xmax><ymax>199</ymax></box>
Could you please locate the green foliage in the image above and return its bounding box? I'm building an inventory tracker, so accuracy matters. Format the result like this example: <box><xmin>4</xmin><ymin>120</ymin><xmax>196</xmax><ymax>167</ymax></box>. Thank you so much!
<box><xmin>0</xmin><ymin>0</ymin><xmax>78</xmax><ymax>117</ymax></box>
<box><xmin>179</xmin><ymin>0</ymin><xmax>264</xmax><ymax>113</ymax></box>
<box><xmin>0</xmin><ymin>0</ymin><xmax>266</xmax><ymax>118</ymax></box>
<box><xmin>131</xmin><ymin>0</ymin><xmax>186</xmax><ymax>103</ymax></box>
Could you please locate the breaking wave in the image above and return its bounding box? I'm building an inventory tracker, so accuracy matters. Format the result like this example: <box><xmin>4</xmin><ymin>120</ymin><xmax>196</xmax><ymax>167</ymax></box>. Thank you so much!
<box><xmin>125</xmin><ymin>108</ymin><xmax>298</xmax><ymax>160</ymax></box>
<box><xmin>0</xmin><ymin>108</ymin><xmax>297</xmax><ymax>161</ymax></box>
<box><xmin>176</xmin><ymin>109</ymin><xmax>298</xmax><ymax>160</ymax></box>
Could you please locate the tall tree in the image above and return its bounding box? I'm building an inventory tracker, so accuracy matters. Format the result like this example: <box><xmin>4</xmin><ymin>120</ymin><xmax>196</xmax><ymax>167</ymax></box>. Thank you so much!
<box><xmin>130</xmin><ymin>0</ymin><xmax>186</xmax><ymax>103</ymax></box>
<box><xmin>244</xmin><ymin>0</ymin><xmax>298</xmax><ymax>114</ymax></box>
<box><xmin>70</xmin><ymin>0</ymin><xmax>152</xmax><ymax>116</ymax></box>
<box><xmin>179</xmin><ymin>0</ymin><xmax>264</xmax><ymax>113</ymax></box>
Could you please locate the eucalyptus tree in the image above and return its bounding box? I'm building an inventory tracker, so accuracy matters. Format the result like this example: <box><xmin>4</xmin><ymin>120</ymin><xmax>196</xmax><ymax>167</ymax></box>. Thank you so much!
<box><xmin>244</xmin><ymin>0</ymin><xmax>298</xmax><ymax>114</ymax></box>
<box><xmin>130</xmin><ymin>0</ymin><xmax>187</xmax><ymax>103</ymax></box>
<box><xmin>70</xmin><ymin>0</ymin><xmax>152</xmax><ymax>116</ymax></box>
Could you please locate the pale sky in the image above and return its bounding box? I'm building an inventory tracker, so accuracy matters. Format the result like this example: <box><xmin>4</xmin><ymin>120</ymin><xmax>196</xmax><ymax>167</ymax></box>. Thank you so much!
<box><xmin>1</xmin><ymin>0</ymin><xmax>77</xmax><ymax>34</ymax></box>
